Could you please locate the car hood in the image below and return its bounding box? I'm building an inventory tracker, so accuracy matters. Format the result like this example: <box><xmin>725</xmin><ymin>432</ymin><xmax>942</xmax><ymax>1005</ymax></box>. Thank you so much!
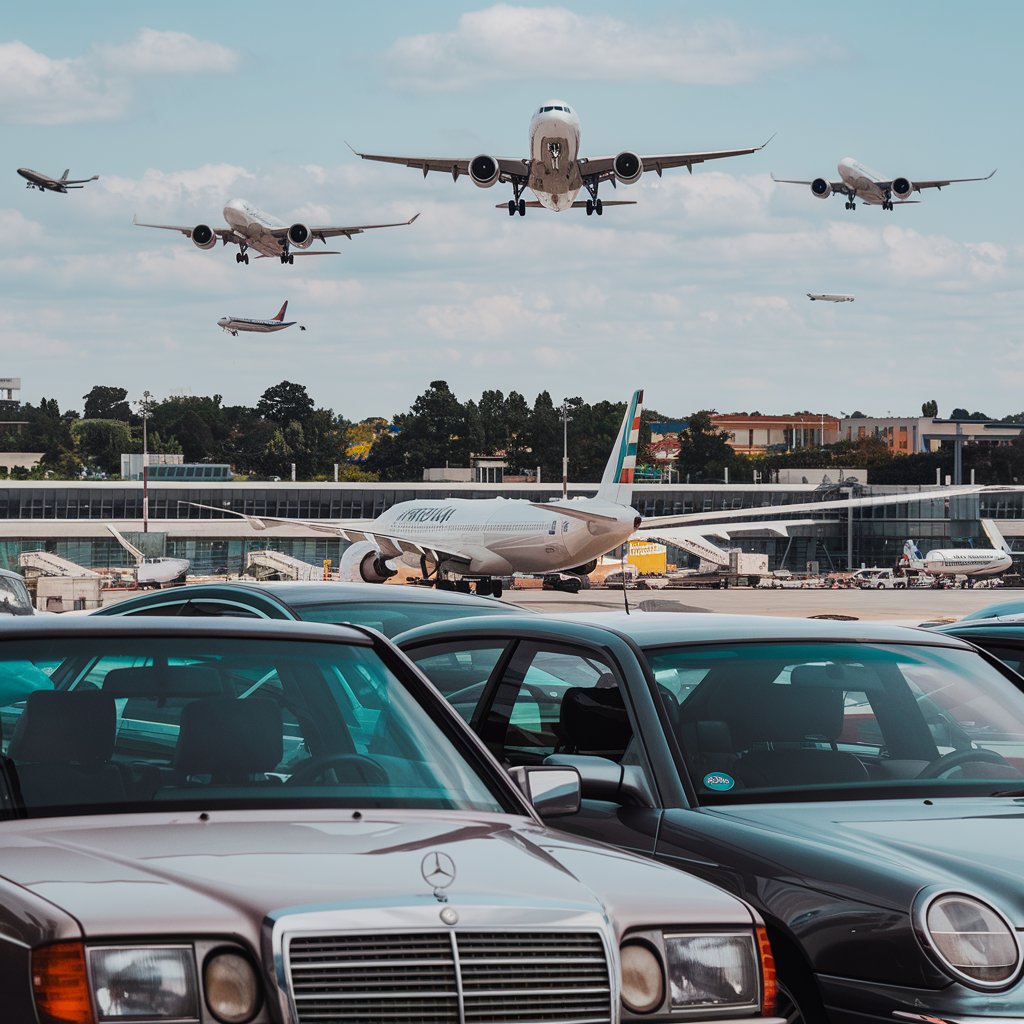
<box><xmin>1</xmin><ymin>809</ymin><xmax>752</xmax><ymax>942</ymax></box>
<box><xmin>708</xmin><ymin>797</ymin><xmax>1024</xmax><ymax>917</ymax></box>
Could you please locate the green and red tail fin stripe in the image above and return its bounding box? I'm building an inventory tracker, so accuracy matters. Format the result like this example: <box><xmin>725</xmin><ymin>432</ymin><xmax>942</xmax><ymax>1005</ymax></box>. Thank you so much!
<box><xmin>597</xmin><ymin>389</ymin><xmax>644</xmax><ymax>505</ymax></box>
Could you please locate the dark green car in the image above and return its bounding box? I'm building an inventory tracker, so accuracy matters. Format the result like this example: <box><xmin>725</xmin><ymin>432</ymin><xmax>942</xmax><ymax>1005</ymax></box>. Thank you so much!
<box><xmin>396</xmin><ymin>610</ymin><xmax>1024</xmax><ymax>1024</ymax></box>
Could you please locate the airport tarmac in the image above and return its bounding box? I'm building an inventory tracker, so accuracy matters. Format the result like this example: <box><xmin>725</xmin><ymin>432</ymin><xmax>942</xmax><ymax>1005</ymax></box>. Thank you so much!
<box><xmin>499</xmin><ymin>585</ymin><xmax>1015</xmax><ymax>624</ymax></box>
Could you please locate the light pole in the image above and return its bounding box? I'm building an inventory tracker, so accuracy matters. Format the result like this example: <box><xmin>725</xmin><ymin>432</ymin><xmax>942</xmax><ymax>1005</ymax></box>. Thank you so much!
<box><xmin>560</xmin><ymin>402</ymin><xmax>572</xmax><ymax>500</ymax></box>
<box><xmin>139</xmin><ymin>390</ymin><xmax>152</xmax><ymax>533</ymax></box>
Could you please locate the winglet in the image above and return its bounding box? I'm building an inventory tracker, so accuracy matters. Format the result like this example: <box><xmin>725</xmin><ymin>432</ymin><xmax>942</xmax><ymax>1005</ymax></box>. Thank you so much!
<box><xmin>344</xmin><ymin>141</ymin><xmax>363</xmax><ymax>158</ymax></box>
<box><xmin>408</xmin><ymin>212</ymin><xmax>421</xmax><ymax>224</ymax></box>
<box><xmin>132</xmin><ymin>214</ymin><xmax>138</xmax><ymax>225</ymax></box>
<box><xmin>758</xmin><ymin>133</ymin><xmax>777</xmax><ymax>151</ymax></box>
<box><xmin>987</xmin><ymin>169</ymin><xmax>998</xmax><ymax>179</ymax></box>
<box><xmin>90</xmin><ymin>175</ymin><xmax>99</xmax><ymax>181</ymax></box>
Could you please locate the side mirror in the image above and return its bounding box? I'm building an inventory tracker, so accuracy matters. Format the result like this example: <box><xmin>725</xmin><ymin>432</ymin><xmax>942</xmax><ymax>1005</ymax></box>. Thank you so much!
<box><xmin>544</xmin><ymin>753</ymin><xmax>654</xmax><ymax>807</ymax></box>
<box><xmin>509</xmin><ymin>765</ymin><xmax>581</xmax><ymax>818</ymax></box>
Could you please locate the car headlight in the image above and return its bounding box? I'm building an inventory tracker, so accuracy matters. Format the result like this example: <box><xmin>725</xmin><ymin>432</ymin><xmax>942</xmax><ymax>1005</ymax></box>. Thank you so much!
<box><xmin>918</xmin><ymin>891</ymin><xmax>1022</xmax><ymax>988</ymax></box>
<box><xmin>88</xmin><ymin>946</ymin><xmax>199</xmax><ymax>1021</ymax></box>
<box><xmin>664</xmin><ymin>933</ymin><xmax>760</xmax><ymax>1011</ymax></box>
<box><xmin>204</xmin><ymin>950</ymin><xmax>261</xmax><ymax>1023</ymax></box>
<box><xmin>620</xmin><ymin>931</ymin><xmax>761</xmax><ymax>1016</ymax></box>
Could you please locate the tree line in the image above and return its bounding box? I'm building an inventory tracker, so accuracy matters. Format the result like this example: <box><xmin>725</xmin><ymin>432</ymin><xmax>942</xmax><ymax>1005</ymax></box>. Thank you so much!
<box><xmin>5</xmin><ymin>382</ymin><xmax>1024</xmax><ymax>486</ymax></box>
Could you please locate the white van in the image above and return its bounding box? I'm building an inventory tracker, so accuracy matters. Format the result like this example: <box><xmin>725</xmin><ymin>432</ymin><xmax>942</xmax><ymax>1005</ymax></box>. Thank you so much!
<box><xmin>850</xmin><ymin>568</ymin><xmax>906</xmax><ymax>590</ymax></box>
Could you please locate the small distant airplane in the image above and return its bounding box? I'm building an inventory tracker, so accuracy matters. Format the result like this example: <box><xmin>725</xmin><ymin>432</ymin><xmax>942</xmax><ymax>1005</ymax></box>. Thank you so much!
<box><xmin>351</xmin><ymin>100</ymin><xmax>772</xmax><ymax>217</ymax></box>
<box><xmin>106</xmin><ymin>526</ymin><xmax>190</xmax><ymax>588</ymax></box>
<box><xmin>773</xmin><ymin>158</ymin><xmax>996</xmax><ymax>210</ymax></box>
<box><xmin>18</xmin><ymin>167</ymin><xmax>99</xmax><ymax>193</ymax></box>
<box><xmin>134</xmin><ymin>199</ymin><xmax>419</xmax><ymax>265</ymax></box>
<box><xmin>218</xmin><ymin>301</ymin><xmax>305</xmax><ymax>336</ymax></box>
<box><xmin>807</xmin><ymin>293</ymin><xmax>854</xmax><ymax>303</ymax></box>
<box><xmin>901</xmin><ymin>521</ymin><xmax>1014</xmax><ymax>584</ymax></box>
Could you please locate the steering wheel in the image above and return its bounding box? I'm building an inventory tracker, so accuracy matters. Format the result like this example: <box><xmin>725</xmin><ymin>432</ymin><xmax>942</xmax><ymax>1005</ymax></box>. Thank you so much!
<box><xmin>917</xmin><ymin>747</ymin><xmax>1019</xmax><ymax>779</ymax></box>
<box><xmin>285</xmin><ymin>753</ymin><xmax>389</xmax><ymax>786</ymax></box>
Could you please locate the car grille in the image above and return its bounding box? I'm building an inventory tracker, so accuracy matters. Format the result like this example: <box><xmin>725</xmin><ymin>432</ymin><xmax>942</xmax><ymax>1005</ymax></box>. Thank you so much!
<box><xmin>286</xmin><ymin>929</ymin><xmax>613</xmax><ymax>1024</ymax></box>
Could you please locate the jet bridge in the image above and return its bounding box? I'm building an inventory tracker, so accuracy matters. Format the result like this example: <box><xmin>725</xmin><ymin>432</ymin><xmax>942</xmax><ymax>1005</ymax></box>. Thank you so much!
<box><xmin>19</xmin><ymin>550</ymin><xmax>101</xmax><ymax>580</ymax></box>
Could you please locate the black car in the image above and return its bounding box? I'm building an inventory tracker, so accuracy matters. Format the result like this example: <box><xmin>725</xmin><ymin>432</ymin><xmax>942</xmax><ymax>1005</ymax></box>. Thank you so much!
<box><xmin>396</xmin><ymin>610</ymin><xmax>1024</xmax><ymax>1024</ymax></box>
<box><xmin>930</xmin><ymin>616</ymin><xmax>1024</xmax><ymax>675</ymax></box>
<box><xmin>91</xmin><ymin>579</ymin><xmax>525</xmax><ymax>637</ymax></box>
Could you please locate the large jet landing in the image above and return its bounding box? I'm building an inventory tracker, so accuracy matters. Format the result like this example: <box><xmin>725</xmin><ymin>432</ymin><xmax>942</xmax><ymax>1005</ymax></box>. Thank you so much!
<box><xmin>352</xmin><ymin>102</ymin><xmax>771</xmax><ymax>217</ymax></box>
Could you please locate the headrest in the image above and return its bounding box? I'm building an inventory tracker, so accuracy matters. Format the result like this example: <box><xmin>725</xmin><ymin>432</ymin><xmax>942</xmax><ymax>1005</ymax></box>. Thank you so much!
<box><xmin>174</xmin><ymin>697</ymin><xmax>282</xmax><ymax>777</ymax></box>
<box><xmin>102</xmin><ymin>665</ymin><xmax>224</xmax><ymax>698</ymax></box>
<box><xmin>558</xmin><ymin>686</ymin><xmax>632</xmax><ymax>756</ymax></box>
<box><xmin>744</xmin><ymin>681</ymin><xmax>845</xmax><ymax>744</ymax></box>
<box><xmin>8</xmin><ymin>690</ymin><xmax>116</xmax><ymax>763</ymax></box>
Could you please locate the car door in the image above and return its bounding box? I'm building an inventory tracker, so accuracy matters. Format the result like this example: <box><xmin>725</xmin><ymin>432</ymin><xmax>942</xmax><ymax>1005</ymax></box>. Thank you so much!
<box><xmin>407</xmin><ymin>636</ymin><xmax>665</xmax><ymax>857</ymax></box>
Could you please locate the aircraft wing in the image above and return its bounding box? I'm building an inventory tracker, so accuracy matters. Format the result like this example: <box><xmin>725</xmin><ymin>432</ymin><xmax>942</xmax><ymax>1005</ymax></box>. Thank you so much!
<box><xmin>349</xmin><ymin>146</ymin><xmax>529</xmax><ymax>183</ymax></box>
<box><xmin>178</xmin><ymin>502</ymin><xmax>475</xmax><ymax>567</ymax></box>
<box><xmin>64</xmin><ymin>176</ymin><xmax>99</xmax><ymax>186</ymax></box>
<box><xmin>267</xmin><ymin>213</ymin><xmax>421</xmax><ymax>242</ymax></box>
<box><xmin>582</xmin><ymin>137</ymin><xmax>773</xmax><ymax>181</ymax></box>
<box><xmin>771</xmin><ymin>175</ymin><xmax>846</xmax><ymax>191</ymax></box>
<box><xmin>132</xmin><ymin>216</ymin><xmax>237</xmax><ymax>242</ymax></box>
<box><xmin>639</xmin><ymin>485</ymin><xmax>989</xmax><ymax>530</ymax></box>
<box><xmin>884</xmin><ymin>170</ymin><xmax>997</xmax><ymax>193</ymax></box>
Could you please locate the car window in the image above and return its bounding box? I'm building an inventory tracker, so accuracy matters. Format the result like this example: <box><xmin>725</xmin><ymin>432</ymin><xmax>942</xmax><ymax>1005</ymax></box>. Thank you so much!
<box><xmin>111</xmin><ymin>599</ymin><xmax>268</xmax><ymax>619</ymax></box>
<box><xmin>646</xmin><ymin>641</ymin><xmax>1024</xmax><ymax>802</ymax></box>
<box><xmin>0</xmin><ymin>635</ymin><xmax>508</xmax><ymax>818</ymax></box>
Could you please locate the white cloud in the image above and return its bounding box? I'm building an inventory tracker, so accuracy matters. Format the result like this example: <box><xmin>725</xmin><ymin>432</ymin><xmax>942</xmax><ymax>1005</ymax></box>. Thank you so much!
<box><xmin>389</xmin><ymin>6</ymin><xmax>834</xmax><ymax>91</ymax></box>
<box><xmin>97</xmin><ymin>28</ymin><xmax>240</xmax><ymax>75</ymax></box>
<box><xmin>0</xmin><ymin>31</ymin><xmax>240</xmax><ymax>125</ymax></box>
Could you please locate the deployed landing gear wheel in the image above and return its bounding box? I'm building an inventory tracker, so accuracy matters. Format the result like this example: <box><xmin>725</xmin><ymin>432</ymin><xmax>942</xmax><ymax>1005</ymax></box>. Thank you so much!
<box><xmin>595</xmin><ymin>198</ymin><xmax>603</xmax><ymax>215</ymax></box>
<box><xmin>235</xmin><ymin>252</ymin><xmax>243</xmax><ymax>264</ymax></box>
<box><xmin>476</xmin><ymin>579</ymin><xmax>493</xmax><ymax>597</ymax></box>
<box><xmin>491</xmin><ymin>580</ymin><xmax>503</xmax><ymax>598</ymax></box>
<box><xmin>517</xmin><ymin>198</ymin><xmax>526</xmax><ymax>216</ymax></box>
<box><xmin>508</xmin><ymin>199</ymin><xmax>516</xmax><ymax>217</ymax></box>
<box><xmin>586</xmin><ymin>199</ymin><xmax>594</xmax><ymax>216</ymax></box>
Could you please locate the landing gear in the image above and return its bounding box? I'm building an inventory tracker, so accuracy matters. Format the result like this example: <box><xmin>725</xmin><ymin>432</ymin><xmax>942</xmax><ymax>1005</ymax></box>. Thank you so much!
<box><xmin>583</xmin><ymin>176</ymin><xmax>604</xmax><ymax>217</ymax></box>
<box><xmin>507</xmin><ymin>179</ymin><xmax>528</xmax><ymax>216</ymax></box>
<box><xmin>882</xmin><ymin>199</ymin><xmax>894</xmax><ymax>211</ymax></box>
<box><xmin>844</xmin><ymin>200</ymin><xmax>856</xmax><ymax>210</ymax></box>
<box><xmin>280</xmin><ymin>252</ymin><xmax>294</xmax><ymax>264</ymax></box>
<box><xmin>235</xmin><ymin>248</ymin><xmax>250</xmax><ymax>265</ymax></box>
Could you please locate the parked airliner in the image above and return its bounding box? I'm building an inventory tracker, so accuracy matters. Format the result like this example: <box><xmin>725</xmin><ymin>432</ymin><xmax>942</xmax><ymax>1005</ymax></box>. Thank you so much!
<box><xmin>352</xmin><ymin>101</ymin><xmax>771</xmax><ymax>217</ymax></box>
<box><xmin>183</xmin><ymin>390</ymin><xmax>647</xmax><ymax>596</ymax></box>
<box><xmin>134</xmin><ymin>199</ymin><xmax>419</xmax><ymax>264</ymax></box>
<box><xmin>17</xmin><ymin>167</ymin><xmax>98</xmax><ymax>193</ymax></box>
<box><xmin>773</xmin><ymin>158</ymin><xmax>995</xmax><ymax>210</ymax></box>
<box><xmin>218</xmin><ymin>301</ymin><xmax>304</xmax><ymax>336</ymax></box>
<box><xmin>902</xmin><ymin>520</ymin><xmax>1013</xmax><ymax>583</ymax></box>
<box><xmin>807</xmin><ymin>293</ymin><xmax>854</xmax><ymax>302</ymax></box>
<box><xmin>107</xmin><ymin>526</ymin><xmax>190</xmax><ymax>587</ymax></box>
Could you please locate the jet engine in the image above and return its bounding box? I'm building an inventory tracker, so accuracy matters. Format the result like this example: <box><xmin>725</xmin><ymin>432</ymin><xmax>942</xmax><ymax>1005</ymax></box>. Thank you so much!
<box><xmin>613</xmin><ymin>151</ymin><xmax>643</xmax><ymax>185</ymax></box>
<box><xmin>567</xmin><ymin>560</ymin><xmax>598</xmax><ymax>576</ymax></box>
<box><xmin>469</xmin><ymin>155</ymin><xmax>500</xmax><ymax>188</ymax></box>
<box><xmin>811</xmin><ymin>178</ymin><xmax>832</xmax><ymax>199</ymax></box>
<box><xmin>891</xmin><ymin>177</ymin><xmax>914</xmax><ymax>200</ymax></box>
<box><xmin>339</xmin><ymin>540</ymin><xmax>398</xmax><ymax>583</ymax></box>
<box><xmin>191</xmin><ymin>224</ymin><xmax>218</xmax><ymax>250</ymax></box>
<box><xmin>287</xmin><ymin>223</ymin><xmax>314</xmax><ymax>249</ymax></box>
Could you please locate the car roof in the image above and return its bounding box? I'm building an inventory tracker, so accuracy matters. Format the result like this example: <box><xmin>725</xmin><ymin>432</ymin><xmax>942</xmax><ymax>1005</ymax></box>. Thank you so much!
<box><xmin>102</xmin><ymin>580</ymin><xmax>517</xmax><ymax>611</ymax></box>
<box><xmin>0</xmin><ymin>614</ymin><xmax>376</xmax><ymax>645</ymax></box>
<box><xmin>933</xmin><ymin>619</ymin><xmax>1024</xmax><ymax>639</ymax></box>
<box><xmin>395</xmin><ymin>610</ymin><xmax>980</xmax><ymax>651</ymax></box>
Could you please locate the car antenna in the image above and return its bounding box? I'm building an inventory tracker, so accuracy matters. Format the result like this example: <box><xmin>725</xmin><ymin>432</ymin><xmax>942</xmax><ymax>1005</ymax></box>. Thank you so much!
<box><xmin>621</xmin><ymin>550</ymin><xmax>631</xmax><ymax>615</ymax></box>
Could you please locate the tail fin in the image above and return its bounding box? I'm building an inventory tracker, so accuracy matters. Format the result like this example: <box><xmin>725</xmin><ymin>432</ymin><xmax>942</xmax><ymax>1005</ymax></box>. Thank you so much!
<box><xmin>596</xmin><ymin>389</ymin><xmax>644</xmax><ymax>506</ymax></box>
<box><xmin>61</xmin><ymin>169</ymin><xmax>69</xmax><ymax>181</ymax></box>
<box><xmin>981</xmin><ymin>518</ymin><xmax>1012</xmax><ymax>554</ymax></box>
<box><xmin>902</xmin><ymin>539</ymin><xmax>924</xmax><ymax>563</ymax></box>
<box><xmin>272</xmin><ymin>300</ymin><xmax>288</xmax><ymax>321</ymax></box>
<box><xmin>106</xmin><ymin>524</ymin><xmax>144</xmax><ymax>566</ymax></box>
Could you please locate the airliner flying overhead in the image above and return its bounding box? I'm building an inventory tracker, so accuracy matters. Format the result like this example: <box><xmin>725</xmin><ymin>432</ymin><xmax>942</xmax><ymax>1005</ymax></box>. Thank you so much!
<box><xmin>218</xmin><ymin>301</ymin><xmax>305</xmax><ymax>337</ymax></box>
<box><xmin>901</xmin><ymin>520</ymin><xmax>1014</xmax><ymax>583</ymax></box>
<box><xmin>17</xmin><ymin>167</ymin><xmax>99</xmax><ymax>193</ymax></box>
<box><xmin>134</xmin><ymin>199</ymin><xmax>419</xmax><ymax>265</ymax></box>
<box><xmin>773</xmin><ymin>158</ymin><xmax>995</xmax><ymax>210</ymax></box>
<box><xmin>351</xmin><ymin>101</ymin><xmax>772</xmax><ymax>217</ymax></box>
<box><xmin>807</xmin><ymin>293</ymin><xmax>854</xmax><ymax>302</ymax></box>
<box><xmin>184</xmin><ymin>390</ymin><xmax>647</xmax><ymax>597</ymax></box>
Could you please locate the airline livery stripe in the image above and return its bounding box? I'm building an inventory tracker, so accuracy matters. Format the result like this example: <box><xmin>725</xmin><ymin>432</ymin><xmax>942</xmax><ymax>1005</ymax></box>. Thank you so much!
<box><xmin>614</xmin><ymin>390</ymin><xmax>643</xmax><ymax>484</ymax></box>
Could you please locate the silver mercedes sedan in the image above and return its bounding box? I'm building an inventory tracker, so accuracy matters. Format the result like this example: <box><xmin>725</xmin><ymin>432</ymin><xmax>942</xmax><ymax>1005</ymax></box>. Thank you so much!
<box><xmin>0</xmin><ymin>616</ymin><xmax>781</xmax><ymax>1024</ymax></box>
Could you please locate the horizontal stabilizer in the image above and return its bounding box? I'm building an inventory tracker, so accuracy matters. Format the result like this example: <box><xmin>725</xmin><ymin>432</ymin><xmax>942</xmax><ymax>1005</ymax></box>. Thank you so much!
<box><xmin>529</xmin><ymin>502</ymin><xmax>620</xmax><ymax>523</ymax></box>
<box><xmin>255</xmin><ymin>251</ymin><xmax>341</xmax><ymax>258</ymax></box>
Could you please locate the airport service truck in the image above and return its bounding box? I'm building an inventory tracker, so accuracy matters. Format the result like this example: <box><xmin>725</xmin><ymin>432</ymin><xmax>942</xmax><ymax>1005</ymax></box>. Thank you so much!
<box><xmin>851</xmin><ymin>567</ymin><xmax>907</xmax><ymax>590</ymax></box>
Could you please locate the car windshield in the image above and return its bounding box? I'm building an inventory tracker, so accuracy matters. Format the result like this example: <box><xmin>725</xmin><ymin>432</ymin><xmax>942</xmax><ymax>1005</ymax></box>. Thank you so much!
<box><xmin>0</xmin><ymin>635</ymin><xmax>506</xmax><ymax>818</ymax></box>
<box><xmin>646</xmin><ymin>640</ymin><xmax>1024</xmax><ymax>802</ymax></box>
<box><xmin>292</xmin><ymin>600</ymin><xmax>518</xmax><ymax>637</ymax></box>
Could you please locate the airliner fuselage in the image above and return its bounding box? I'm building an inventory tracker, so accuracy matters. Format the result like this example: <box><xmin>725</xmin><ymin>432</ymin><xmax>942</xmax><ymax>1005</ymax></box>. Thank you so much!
<box><xmin>920</xmin><ymin>548</ymin><xmax>1013</xmax><ymax>578</ymax></box>
<box><xmin>374</xmin><ymin>496</ymin><xmax>640</xmax><ymax>576</ymax></box>
<box><xmin>527</xmin><ymin>103</ymin><xmax>583</xmax><ymax>212</ymax></box>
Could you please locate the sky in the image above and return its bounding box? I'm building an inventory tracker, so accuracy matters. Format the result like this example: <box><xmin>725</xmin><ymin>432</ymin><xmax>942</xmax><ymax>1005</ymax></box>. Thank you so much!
<box><xmin>2</xmin><ymin>1</ymin><xmax>1021</xmax><ymax>424</ymax></box>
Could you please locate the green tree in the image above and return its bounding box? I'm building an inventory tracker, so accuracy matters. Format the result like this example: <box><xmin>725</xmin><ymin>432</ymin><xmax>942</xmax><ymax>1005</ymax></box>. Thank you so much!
<box><xmin>82</xmin><ymin>386</ymin><xmax>131</xmax><ymax>421</ymax></box>
<box><xmin>676</xmin><ymin>411</ymin><xmax>736</xmax><ymax>481</ymax></box>
<box><xmin>71</xmin><ymin>420</ymin><xmax>134</xmax><ymax>475</ymax></box>
<box><xmin>921</xmin><ymin>399</ymin><xmax>939</xmax><ymax>417</ymax></box>
<box><xmin>256</xmin><ymin>381</ymin><xmax>315</xmax><ymax>427</ymax></box>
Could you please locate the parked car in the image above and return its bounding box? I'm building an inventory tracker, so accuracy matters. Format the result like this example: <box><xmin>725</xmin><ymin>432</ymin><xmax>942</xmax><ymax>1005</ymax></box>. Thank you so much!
<box><xmin>396</xmin><ymin>610</ymin><xmax>1024</xmax><ymax>1024</ymax></box>
<box><xmin>0</xmin><ymin>567</ymin><xmax>35</xmax><ymax>616</ymax></box>
<box><xmin>0</xmin><ymin>616</ymin><xmax>782</xmax><ymax>1024</ymax></box>
<box><xmin>91</xmin><ymin>579</ymin><xmax>526</xmax><ymax>636</ymax></box>
<box><xmin>541</xmin><ymin>571</ymin><xmax>590</xmax><ymax>593</ymax></box>
<box><xmin>849</xmin><ymin>567</ymin><xmax>907</xmax><ymax>589</ymax></box>
<box><xmin>929</xmin><ymin>617</ymin><xmax>1024</xmax><ymax>675</ymax></box>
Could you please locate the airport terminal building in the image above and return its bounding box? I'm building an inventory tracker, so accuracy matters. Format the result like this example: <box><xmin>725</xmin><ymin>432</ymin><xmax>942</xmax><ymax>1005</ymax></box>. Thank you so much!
<box><xmin>2</xmin><ymin>479</ymin><xmax>1024</xmax><ymax>577</ymax></box>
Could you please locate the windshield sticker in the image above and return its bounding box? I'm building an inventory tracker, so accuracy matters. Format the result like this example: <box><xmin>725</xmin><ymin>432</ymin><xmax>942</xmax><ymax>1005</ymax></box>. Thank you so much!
<box><xmin>703</xmin><ymin>772</ymin><xmax>735</xmax><ymax>792</ymax></box>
